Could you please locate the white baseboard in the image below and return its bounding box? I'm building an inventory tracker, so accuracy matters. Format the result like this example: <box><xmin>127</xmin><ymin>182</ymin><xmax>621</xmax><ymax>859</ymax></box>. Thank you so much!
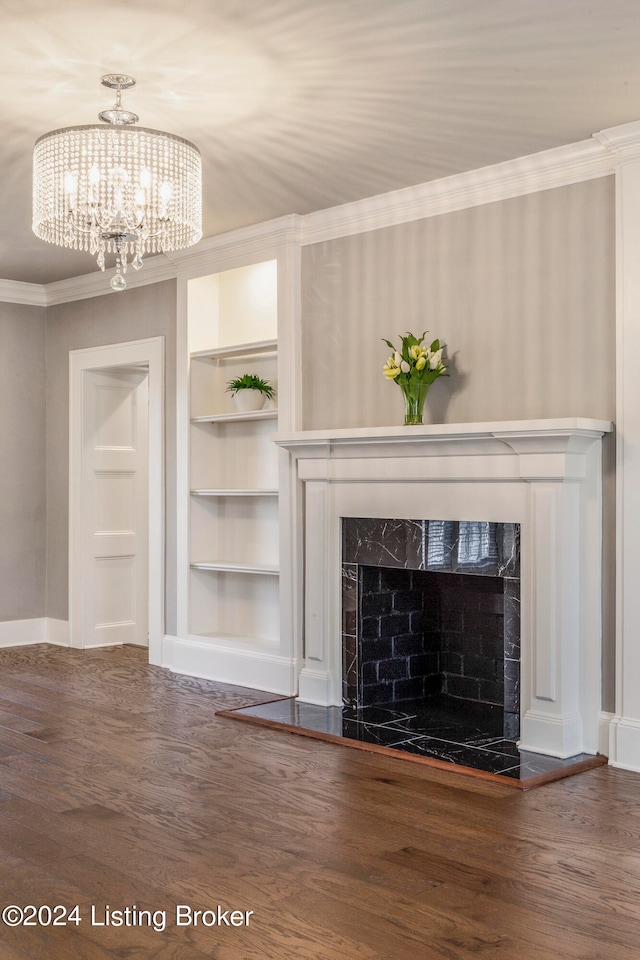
<box><xmin>599</xmin><ymin>711</ymin><xmax>614</xmax><ymax>758</ymax></box>
<box><xmin>519</xmin><ymin>709</ymin><xmax>584</xmax><ymax>760</ymax></box>
<box><xmin>606</xmin><ymin>714</ymin><xmax>640</xmax><ymax>772</ymax></box>
<box><xmin>298</xmin><ymin>667</ymin><xmax>339</xmax><ymax>706</ymax></box>
<box><xmin>0</xmin><ymin>618</ymin><xmax>70</xmax><ymax>648</ymax></box>
<box><xmin>45</xmin><ymin>618</ymin><xmax>70</xmax><ymax>646</ymax></box>
<box><xmin>163</xmin><ymin>635</ymin><xmax>299</xmax><ymax>696</ymax></box>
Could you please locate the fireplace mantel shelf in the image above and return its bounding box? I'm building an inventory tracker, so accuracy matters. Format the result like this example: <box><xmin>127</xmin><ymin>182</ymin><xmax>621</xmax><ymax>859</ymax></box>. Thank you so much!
<box><xmin>275</xmin><ymin>417</ymin><xmax>612</xmax><ymax>483</ymax></box>
<box><xmin>275</xmin><ymin>417</ymin><xmax>612</xmax><ymax>451</ymax></box>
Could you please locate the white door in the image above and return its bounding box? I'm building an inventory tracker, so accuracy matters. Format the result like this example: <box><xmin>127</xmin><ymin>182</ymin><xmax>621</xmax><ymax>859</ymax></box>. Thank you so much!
<box><xmin>81</xmin><ymin>367</ymin><xmax>149</xmax><ymax>647</ymax></box>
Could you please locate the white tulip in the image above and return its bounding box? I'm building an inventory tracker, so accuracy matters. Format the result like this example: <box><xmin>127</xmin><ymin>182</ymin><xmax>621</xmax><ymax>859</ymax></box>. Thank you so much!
<box><xmin>400</xmin><ymin>360</ymin><xmax>411</xmax><ymax>373</ymax></box>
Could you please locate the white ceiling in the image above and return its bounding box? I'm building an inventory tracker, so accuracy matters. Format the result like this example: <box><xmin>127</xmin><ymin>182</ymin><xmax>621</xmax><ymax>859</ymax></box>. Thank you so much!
<box><xmin>5</xmin><ymin>0</ymin><xmax>640</xmax><ymax>284</ymax></box>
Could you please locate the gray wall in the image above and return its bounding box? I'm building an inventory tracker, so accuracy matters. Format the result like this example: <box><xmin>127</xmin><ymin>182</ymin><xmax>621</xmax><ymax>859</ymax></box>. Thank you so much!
<box><xmin>0</xmin><ymin>303</ymin><xmax>46</xmax><ymax>620</ymax></box>
<box><xmin>301</xmin><ymin>179</ymin><xmax>616</xmax><ymax>429</ymax></box>
<box><xmin>45</xmin><ymin>280</ymin><xmax>177</xmax><ymax>633</ymax></box>
<box><xmin>301</xmin><ymin>177</ymin><xmax>617</xmax><ymax>710</ymax></box>
<box><xmin>0</xmin><ymin>176</ymin><xmax>618</xmax><ymax>709</ymax></box>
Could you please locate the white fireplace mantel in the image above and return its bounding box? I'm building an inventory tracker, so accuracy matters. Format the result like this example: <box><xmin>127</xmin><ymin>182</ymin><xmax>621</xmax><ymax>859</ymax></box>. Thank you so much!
<box><xmin>276</xmin><ymin>417</ymin><xmax>613</xmax><ymax>759</ymax></box>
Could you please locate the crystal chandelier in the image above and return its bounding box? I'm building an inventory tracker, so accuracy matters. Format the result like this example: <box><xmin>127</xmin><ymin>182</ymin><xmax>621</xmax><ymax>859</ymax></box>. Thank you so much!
<box><xmin>32</xmin><ymin>75</ymin><xmax>202</xmax><ymax>291</ymax></box>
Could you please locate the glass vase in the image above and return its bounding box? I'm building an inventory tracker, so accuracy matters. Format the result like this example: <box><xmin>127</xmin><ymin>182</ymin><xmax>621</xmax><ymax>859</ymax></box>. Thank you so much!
<box><xmin>400</xmin><ymin>380</ymin><xmax>429</xmax><ymax>425</ymax></box>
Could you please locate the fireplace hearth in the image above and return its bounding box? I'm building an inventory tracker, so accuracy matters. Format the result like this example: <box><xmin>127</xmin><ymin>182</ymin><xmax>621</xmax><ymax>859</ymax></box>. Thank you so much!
<box><xmin>222</xmin><ymin>695</ymin><xmax>605</xmax><ymax>785</ymax></box>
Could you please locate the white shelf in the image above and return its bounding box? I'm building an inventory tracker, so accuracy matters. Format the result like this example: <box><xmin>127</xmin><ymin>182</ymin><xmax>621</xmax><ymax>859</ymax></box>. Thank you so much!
<box><xmin>190</xmin><ymin>419</ymin><xmax>279</xmax><ymax>489</ymax></box>
<box><xmin>186</xmin><ymin>259</ymin><xmax>283</xmax><ymax>663</ymax></box>
<box><xmin>192</xmin><ymin>409</ymin><xmax>277</xmax><ymax>424</ymax></box>
<box><xmin>191</xmin><ymin>488</ymin><xmax>278</xmax><ymax>497</ymax></box>
<box><xmin>190</xmin><ymin>561</ymin><xmax>279</xmax><ymax>576</ymax></box>
<box><xmin>191</xmin><ymin>339</ymin><xmax>278</xmax><ymax>362</ymax></box>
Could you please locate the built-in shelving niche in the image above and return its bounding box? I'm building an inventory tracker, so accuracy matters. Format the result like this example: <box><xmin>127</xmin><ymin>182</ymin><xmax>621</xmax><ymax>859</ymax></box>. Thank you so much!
<box><xmin>187</xmin><ymin>261</ymin><xmax>280</xmax><ymax>651</ymax></box>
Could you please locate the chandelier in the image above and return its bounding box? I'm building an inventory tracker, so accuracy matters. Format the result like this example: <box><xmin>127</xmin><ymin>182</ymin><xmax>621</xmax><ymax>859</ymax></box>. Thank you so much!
<box><xmin>33</xmin><ymin>75</ymin><xmax>202</xmax><ymax>291</ymax></box>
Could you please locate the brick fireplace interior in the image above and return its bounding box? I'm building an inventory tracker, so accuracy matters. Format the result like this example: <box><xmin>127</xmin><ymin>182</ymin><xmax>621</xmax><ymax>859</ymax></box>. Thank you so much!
<box><xmin>339</xmin><ymin>517</ymin><xmax>522</xmax><ymax>765</ymax></box>
<box><xmin>351</xmin><ymin>566</ymin><xmax>520</xmax><ymax>736</ymax></box>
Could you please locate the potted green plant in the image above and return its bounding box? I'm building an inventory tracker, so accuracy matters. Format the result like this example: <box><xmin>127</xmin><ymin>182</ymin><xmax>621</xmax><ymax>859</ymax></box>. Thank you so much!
<box><xmin>226</xmin><ymin>373</ymin><xmax>276</xmax><ymax>412</ymax></box>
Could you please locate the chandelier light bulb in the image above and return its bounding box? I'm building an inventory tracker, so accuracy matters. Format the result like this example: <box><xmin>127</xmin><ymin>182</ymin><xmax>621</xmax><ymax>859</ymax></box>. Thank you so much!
<box><xmin>32</xmin><ymin>74</ymin><xmax>202</xmax><ymax>291</ymax></box>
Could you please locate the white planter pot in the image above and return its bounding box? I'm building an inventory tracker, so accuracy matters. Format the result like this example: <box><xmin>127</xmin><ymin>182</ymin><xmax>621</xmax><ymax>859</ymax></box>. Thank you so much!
<box><xmin>233</xmin><ymin>389</ymin><xmax>267</xmax><ymax>412</ymax></box>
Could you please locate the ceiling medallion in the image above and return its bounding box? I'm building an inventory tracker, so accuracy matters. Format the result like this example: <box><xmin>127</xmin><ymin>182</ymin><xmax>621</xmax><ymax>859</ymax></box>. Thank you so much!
<box><xmin>32</xmin><ymin>75</ymin><xmax>202</xmax><ymax>291</ymax></box>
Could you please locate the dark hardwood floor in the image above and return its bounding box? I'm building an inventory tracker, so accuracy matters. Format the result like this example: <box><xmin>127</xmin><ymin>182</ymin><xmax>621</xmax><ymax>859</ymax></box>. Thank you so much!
<box><xmin>0</xmin><ymin>644</ymin><xmax>636</xmax><ymax>959</ymax></box>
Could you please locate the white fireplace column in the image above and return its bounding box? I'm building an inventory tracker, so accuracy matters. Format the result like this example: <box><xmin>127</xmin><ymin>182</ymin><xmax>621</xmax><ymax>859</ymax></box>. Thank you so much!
<box><xmin>595</xmin><ymin>122</ymin><xmax>640</xmax><ymax>771</ymax></box>
<box><xmin>501</xmin><ymin>432</ymin><xmax>605</xmax><ymax>757</ymax></box>
<box><xmin>276</xmin><ymin>418</ymin><xmax>611</xmax><ymax>759</ymax></box>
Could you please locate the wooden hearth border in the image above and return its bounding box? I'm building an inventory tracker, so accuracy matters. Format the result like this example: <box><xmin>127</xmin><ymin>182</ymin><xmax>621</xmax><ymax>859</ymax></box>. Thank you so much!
<box><xmin>216</xmin><ymin>698</ymin><xmax>607</xmax><ymax>791</ymax></box>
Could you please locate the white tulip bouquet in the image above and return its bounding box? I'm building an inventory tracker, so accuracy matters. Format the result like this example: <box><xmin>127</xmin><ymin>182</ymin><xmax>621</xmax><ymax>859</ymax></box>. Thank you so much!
<box><xmin>382</xmin><ymin>331</ymin><xmax>448</xmax><ymax>424</ymax></box>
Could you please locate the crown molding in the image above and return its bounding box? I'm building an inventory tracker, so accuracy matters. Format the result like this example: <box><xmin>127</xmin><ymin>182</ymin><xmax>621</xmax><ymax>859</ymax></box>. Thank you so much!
<box><xmin>594</xmin><ymin>120</ymin><xmax>640</xmax><ymax>163</ymax></box>
<box><xmin>301</xmin><ymin>137</ymin><xmax>614</xmax><ymax>245</ymax></box>
<box><xmin>35</xmin><ymin>215</ymin><xmax>303</xmax><ymax>306</ymax></box>
<box><xmin>0</xmin><ymin>279</ymin><xmax>48</xmax><ymax>307</ymax></box>
<box><xmin>43</xmin><ymin>254</ymin><xmax>177</xmax><ymax>306</ymax></box>
<box><xmin>0</xmin><ymin>219</ymin><xmax>303</xmax><ymax>306</ymax></box>
<box><xmin>0</xmin><ymin>124</ymin><xmax>631</xmax><ymax>307</ymax></box>
<box><xmin>165</xmin><ymin>214</ymin><xmax>304</xmax><ymax>278</ymax></box>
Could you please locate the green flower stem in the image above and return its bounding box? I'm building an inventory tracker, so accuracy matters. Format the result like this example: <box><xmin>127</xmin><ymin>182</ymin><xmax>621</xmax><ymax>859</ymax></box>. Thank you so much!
<box><xmin>399</xmin><ymin>379</ymin><xmax>429</xmax><ymax>425</ymax></box>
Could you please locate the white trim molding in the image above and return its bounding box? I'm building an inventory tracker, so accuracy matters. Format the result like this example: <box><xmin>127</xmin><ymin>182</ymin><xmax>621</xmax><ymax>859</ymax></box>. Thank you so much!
<box><xmin>2</xmin><ymin>123</ymin><xmax>631</xmax><ymax>307</ymax></box>
<box><xmin>0</xmin><ymin>279</ymin><xmax>48</xmax><ymax>307</ymax></box>
<box><xmin>44</xmin><ymin>254</ymin><xmax>177</xmax><ymax>306</ymax></box>
<box><xmin>301</xmin><ymin>137</ymin><xmax>615</xmax><ymax>245</ymax></box>
<box><xmin>174</xmin><ymin>227</ymin><xmax>303</xmax><ymax>697</ymax></box>
<box><xmin>276</xmin><ymin>418</ymin><xmax>611</xmax><ymax>760</ymax></box>
<box><xmin>46</xmin><ymin>618</ymin><xmax>70</xmax><ymax>647</ymax></box>
<box><xmin>0</xmin><ymin>618</ymin><xmax>69</xmax><ymax>648</ymax></box>
<box><xmin>600</xmin><ymin>711</ymin><xmax>615</xmax><ymax>757</ymax></box>
<box><xmin>608</xmin><ymin>717</ymin><xmax>640</xmax><ymax>772</ymax></box>
<box><xmin>166</xmin><ymin>215</ymin><xmax>303</xmax><ymax>279</ymax></box>
<box><xmin>595</xmin><ymin>120</ymin><xmax>640</xmax><ymax>772</ymax></box>
<box><xmin>4</xmin><ymin>216</ymin><xmax>304</xmax><ymax>308</ymax></box>
<box><xmin>162</xmin><ymin>635</ymin><xmax>300</xmax><ymax>696</ymax></box>
<box><xmin>69</xmin><ymin>337</ymin><xmax>165</xmax><ymax>664</ymax></box>
<box><xmin>594</xmin><ymin>119</ymin><xmax>640</xmax><ymax>163</ymax></box>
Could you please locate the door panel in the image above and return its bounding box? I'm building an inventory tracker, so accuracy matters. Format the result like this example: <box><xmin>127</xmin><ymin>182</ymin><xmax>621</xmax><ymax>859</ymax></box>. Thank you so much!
<box><xmin>94</xmin><ymin>556</ymin><xmax>137</xmax><ymax>625</ymax></box>
<box><xmin>95</xmin><ymin>472</ymin><xmax>136</xmax><ymax>532</ymax></box>
<box><xmin>82</xmin><ymin>369</ymin><xmax>149</xmax><ymax>647</ymax></box>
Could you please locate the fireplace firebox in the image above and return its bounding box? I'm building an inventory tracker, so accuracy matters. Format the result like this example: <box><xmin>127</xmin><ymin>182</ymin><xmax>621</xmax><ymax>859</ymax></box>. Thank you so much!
<box><xmin>342</xmin><ymin>518</ymin><xmax>520</xmax><ymax>740</ymax></box>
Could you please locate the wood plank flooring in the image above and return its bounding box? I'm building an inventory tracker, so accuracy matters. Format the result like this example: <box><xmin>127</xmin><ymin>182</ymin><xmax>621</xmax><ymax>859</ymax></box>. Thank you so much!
<box><xmin>0</xmin><ymin>644</ymin><xmax>636</xmax><ymax>959</ymax></box>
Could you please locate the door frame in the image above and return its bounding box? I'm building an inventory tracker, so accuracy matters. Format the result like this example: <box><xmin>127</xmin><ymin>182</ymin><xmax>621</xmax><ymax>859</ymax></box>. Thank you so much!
<box><xmin>69</xmin><ymin>337</ymin><xmax>165</xmax><ymax>664</ymax></box>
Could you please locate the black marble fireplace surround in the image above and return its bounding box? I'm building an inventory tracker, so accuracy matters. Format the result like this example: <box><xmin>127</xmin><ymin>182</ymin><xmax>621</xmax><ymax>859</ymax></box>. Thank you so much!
<box><xmin>342</xmin><ymin>517</ymin><xmax>521</xmax><ymax>753</ymax></box>
<box><xmin>226</xmin><ymin>514</ymin><xmax>602</xmax><ymax>780</ymax></box>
